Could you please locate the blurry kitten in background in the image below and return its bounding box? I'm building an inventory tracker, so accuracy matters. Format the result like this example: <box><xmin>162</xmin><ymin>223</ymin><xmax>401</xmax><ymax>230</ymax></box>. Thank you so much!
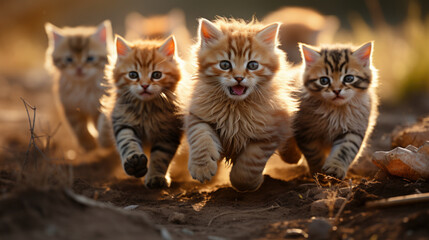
<box><xmin>263</xmin><ymin>7</ymin><xmax>339</xmax><ymax>64</ymax></box>
<box><xmin>45</xmin><ymin>20</ymin><xmax>113</xmax><ymax>151</ymax></box>
<box><xmin>104</xmin><ymin>35</ymin><xmax>185</xmax><ymax>188</ymax></box>
<box><xmin>125</xmin><ymin>9</ymin><xmax>192</xmax><ymax>59</ymax></box>
<box><xmin>292</xmin><ymin>42</ymin><xmax>378</xmax><ymax>179</ymax></box>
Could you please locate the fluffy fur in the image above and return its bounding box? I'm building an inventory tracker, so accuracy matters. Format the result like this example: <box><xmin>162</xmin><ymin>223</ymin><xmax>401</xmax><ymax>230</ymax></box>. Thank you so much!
<box><xmin>263</xmin><ymin>7</ymin><xmax>339</xmax><ymax>64</ymax></box>
<box><xmin>185</xmin><ymin>18</ymin><xmax>297</xmax><ymax>192</ymax></box>
<box><xmin>45</xmin><ymin>20</ymin><xmax>113</xmax><ymax>151</ymax></box>
<box><xmin>104</xmin><ymin>35</ymin><xmax>184</xmax><ymax>188</ymax></box>
<box><xmin>293</xmin><ymin>42</ymin><xmax>379</xmax><ymax>179</ymax></box>
<box><xmin>124</xmin><ymin>9</ymin><xmax>192</xmax><ymax>60</ymax></box>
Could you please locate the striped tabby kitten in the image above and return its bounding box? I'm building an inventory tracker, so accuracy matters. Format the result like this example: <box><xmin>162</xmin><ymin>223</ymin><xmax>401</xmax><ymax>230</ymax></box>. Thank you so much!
<box><xmin>45</xmin><ymin>20</ymin><xmax>113</xmax><ymax>151</ymax></box>
<box><xmin>186</xmin><ymin>18</ymin><xmax>296</xmax><ymax>192</ymax></box>
<box><xmin>106</xmin><ymin>35</ymin><xmax>183</xmax><ymax>188</ymax></box>
<box><xmin>294</xmin><ymin>42</ymin><xmax>378</xmax><ymax>179</ymax></box>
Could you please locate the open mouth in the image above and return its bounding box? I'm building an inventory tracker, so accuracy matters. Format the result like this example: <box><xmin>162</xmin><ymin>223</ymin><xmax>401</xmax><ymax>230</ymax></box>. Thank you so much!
<box><xmin>229</xmin><ymin>85</ymin><xmax>248</xmax><ymax>96</ymax></box>
<box><xmin>332</xmin><ymin>96</ymin><xmax>344</xmax><ymax>101</ymax></box>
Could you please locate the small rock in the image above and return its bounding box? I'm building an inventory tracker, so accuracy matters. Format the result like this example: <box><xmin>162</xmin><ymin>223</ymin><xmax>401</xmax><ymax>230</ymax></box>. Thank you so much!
<box><xmin>372</xmin><ymin>142</ymin><xmax>429</xmax><ymax>180</ymax></box>
<box><xmin>181</xmin><ymin>228</ymin><xmax>194</xmax><ymax>236</ymax></box>
<box><xmin>308</xmin><ymin>187</ymin><xmax>325</xmax><ymax>198</ymax></box>
<box><xmin>310</xmin><ymin>198</ymin><xmax>346</xmax><ymax>216</ymax></box>
<box><xmin>168</xmin><ymin>212</ymin><xmax>186</xmax><ymax>224</ymax></box>
<box><xmin>285</xmin><ymin>228</ymin><xmax>308</xmax><ymax>238</ymax></box>
<box><xmin>313</xmin><ymin>192</ymin><xmax>328</xmax><ymax>200</ymax></box>
<box><xmin>123</xmin><ymin>205</ymin><xmax>139</xmax><ymax>210</ymax></box>
<box><xmin>338</xmin><ymin>187</ymin><xmax>351</xmax><ymax>197</ymax></box>
<box><xmin>392</xmin><ymin>117</ymin><xmax>429</xmax><ymax>148</ymax></box>
<box><xmin>207</xmin><ymin>236</ymin><xmax>227</xmax><ymax>240</ymax></box>
<box><xmin>308</xmin><ymin>218</ymin><xmax>332</xmax><ymax>240</ymax></box>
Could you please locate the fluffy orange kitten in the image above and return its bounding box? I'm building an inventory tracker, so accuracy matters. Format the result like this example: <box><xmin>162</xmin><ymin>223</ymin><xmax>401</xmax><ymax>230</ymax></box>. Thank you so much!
<box><xmin>124</xmin><ymin>9</ymin><xmax>192</xmax><ymax>59</ymax></box>
<box><xmin>263</xmin><ymin>7</ymin><xmax>339</xmax><ymax>64</ymax></box>
<box><xmin>293</xmin><ymin>42</ymin><xmax>379</xmax><ymax>179</ymax></box>
<box><xmin>45</xmin><ymin>20</ymin><xmax>113</xmax><ymax>151</ymax></box>
<box><xmin>105</xmin><ymin>35</ymin><xmax>184</xmax><ymax>188</ymax></box>
<box><xmin>185</xmin><ymin>18</ymin><xmax>296</xmax><ymax>192</ymax></box>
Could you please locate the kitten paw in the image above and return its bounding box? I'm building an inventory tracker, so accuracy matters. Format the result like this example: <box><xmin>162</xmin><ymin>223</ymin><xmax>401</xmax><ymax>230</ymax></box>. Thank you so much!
<box><xmin>145</xmin><ymin>175</ymin><xmax>167</xmax><ymax>189</ymax></box>
<box><xmin>124</xmin><ymin>153</ymin><xmax>148</xmax><ymax>178</ymax></box>
<box><xmin>188</xmin><ymin>160</ymin><xmax>217</xmax><ymax>183</ymax></box>
<box><xmin>322</xmin><ymin>163</ymin><xmax>346</xmax><ymax>180</ymax></box>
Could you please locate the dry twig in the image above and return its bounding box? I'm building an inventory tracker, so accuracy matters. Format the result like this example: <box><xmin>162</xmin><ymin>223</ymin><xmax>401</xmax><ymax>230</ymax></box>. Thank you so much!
<box><xmin>366</xmin><ymin>192</ymin><xmax>429</xmax><ymax>208</ymax></box>
<box><xmin>334</xmin><ymin>179</ymin><xmax>354</xmax><ymax>224</ymax></box>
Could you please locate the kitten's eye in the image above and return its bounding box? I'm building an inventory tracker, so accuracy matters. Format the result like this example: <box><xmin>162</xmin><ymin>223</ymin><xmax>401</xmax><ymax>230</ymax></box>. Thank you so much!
<box><xmin>65</xmin><ymin>57</ymin><xmax>73</xmax><ymax>63</ymax></box>
<box><xmin>319</xmin><ymin>77</ymin><xmax>330</xmax><ymax>85</ymax></box>
<box><xmin>128</xmin><ymin>71</ymin><xmax>139</xmax><ymax>80</ymax></box>
<box><xmin>219</xmin><ymin>60</ymin><xmax>232</xmax><ymax>70</ymax></box>
<box><xmin>343</xmin><ymin>75</ymin><xmax>355</xmax><ymax>83</ymax></box>
<box><xmin>86</xmin><ymin>56</ymin><xmax>95</xmax><ymax>62</ymax></box>
<box><xmin>247</xmin><ymin>61</ymin><xmax>259</xmax><ymax>70</ymax></box>
<box><xmin>151</xmin><ymin>71</ymin><xmax>162</xmax><ymax>80</ymax></box>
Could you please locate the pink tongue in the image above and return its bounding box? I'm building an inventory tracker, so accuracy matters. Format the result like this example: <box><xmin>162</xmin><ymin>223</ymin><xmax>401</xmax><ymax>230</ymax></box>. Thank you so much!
<box><xmin>231</xmin><ymin>85</ymin><xmax>245</xmax><ymax>95</ymax></box>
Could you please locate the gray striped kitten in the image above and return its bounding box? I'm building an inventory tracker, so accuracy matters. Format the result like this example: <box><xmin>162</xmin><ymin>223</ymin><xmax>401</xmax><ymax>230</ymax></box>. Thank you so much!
<box><xmin>293</xmin><ymin>42</ymin><xmax>378</xmax><ymax>179</ymax></box>
<box><xmin>105</xmin><ymin>35</ymin><xmax>183</xmax><ymax>189</ymax></box>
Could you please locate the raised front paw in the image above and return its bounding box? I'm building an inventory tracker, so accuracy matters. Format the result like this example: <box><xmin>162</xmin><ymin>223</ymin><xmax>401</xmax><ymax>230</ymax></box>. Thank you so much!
<box><xmin>145</xmin><ymin>175</ymin><xmax>167</xmax><ymax>189</ymax></box>
<box><xmin>322</xmin><ymin>161</ymin><xmax>346</xmax><ymax>180</ymax></box>
<box><xmin>188</xmin><ymin>159</ymin><xmax>217</xmax><ymax>183</ymax></box>
<box><xmin>124</xmin><ymin>153</ymin><xmax>148</xmax><ymax>178</ymax></box>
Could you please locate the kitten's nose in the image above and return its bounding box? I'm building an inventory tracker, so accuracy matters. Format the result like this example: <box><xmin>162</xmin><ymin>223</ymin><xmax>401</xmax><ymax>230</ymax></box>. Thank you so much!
<box><xmin>234</xmin><ymin>76</ymin><xmax>244</xmax><ymax>83</ymax></box>
<box><xmin>142</xmin><ymin>84</ymin><xmax>149</xmax><ymax>90</ymax></box>
<box><xmin>333</xmin><ymin>89</ymin><xmax>342</xmax><ymax>95</ymax></box>
<box><xmin>76</xmin><ymin>67</ymin><xmax>83</xmax><ymax>76</ymax></box>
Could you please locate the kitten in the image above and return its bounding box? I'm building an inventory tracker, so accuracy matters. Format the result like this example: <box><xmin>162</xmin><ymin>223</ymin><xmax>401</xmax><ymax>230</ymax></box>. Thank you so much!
<box><xmin>125</xmin><ymin>9</ymin><xmax>192</xmax><ymax>59</ymax></box>
<box><xmin>105</xmin><ymin>35</ymin><xmax>183</xmax><ymax>188</ymax></box>
<box><xmin>293</xmin><ymin>42</ymin><xmax>378</xmax><ymax>179</ymax></box>
<box><xmin>185</xmin><ymin>18</ymin><xmax>296</xmax><ymax>192</ymax></box>
<box><xmin>45</xmin><ymin>20</ymin><xmax>113</xmax><ymax>151</ymax></box>
<box><xmin>263</xmin><ymin>7</ymin><xmax>339</xmax><ymax>64</ymax></box>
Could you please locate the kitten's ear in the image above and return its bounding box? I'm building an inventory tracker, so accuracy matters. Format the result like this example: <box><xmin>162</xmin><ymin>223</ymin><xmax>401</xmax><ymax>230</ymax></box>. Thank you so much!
<box><xmin>299</xmin><ymin>43</ymin><xmax>321</xmax><ymax>66</ymax></box>
<box><xmin>352</xmin><ymin>41</ymin><xmax>373</xmax><ymax>67</ymax></box>
<box><xmin>256</xmin><ymin>23</ymin><xmax>280</xmax><ymax>48</ymax></box>
<box><xmin>45</xmin><ymin>22</ymin><xmax>64</xmax><ymax>46</ymax></box>
<box><xmin>199</xmin><ymin>18</ymin><xmax>222</xmax><ymax>47</ymax></box>
<box><xmin>115</xmin><ymin>35</ymin><xmax>131</xmax><ymax>57</ymax></box>
<box><xmin>159</xmin><ymin>36</ymin><xmax>177</xmax><ymax>58</ymax></box>
<box><xmin>94</xmin><ymin>20</ymin><xmax>112</xmax><ymax>44</ymax></box>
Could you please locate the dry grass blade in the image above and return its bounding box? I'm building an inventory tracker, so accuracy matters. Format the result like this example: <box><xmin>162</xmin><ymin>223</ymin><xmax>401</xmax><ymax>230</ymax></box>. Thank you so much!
<box><xmin>366</xmin><ymin>192</ymin><xmax>429</xmax><ymax>208</ymax></box>
<box><xmin>21</xmin><ymin>97</ymin><xmax>50</xmax><ymax>167</ymax></box>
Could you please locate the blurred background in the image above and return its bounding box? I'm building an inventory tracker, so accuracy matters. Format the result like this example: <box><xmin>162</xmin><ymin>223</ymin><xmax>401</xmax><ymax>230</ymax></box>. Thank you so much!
<box><xmin>1</xmin><ymin>0</ymin><xmax>429</xmax><ymax>100</ymax></box>
<box><xmin>0</xmin><ymin>0</ymin><xmax>428</xmax><ymax>155</ymax></box>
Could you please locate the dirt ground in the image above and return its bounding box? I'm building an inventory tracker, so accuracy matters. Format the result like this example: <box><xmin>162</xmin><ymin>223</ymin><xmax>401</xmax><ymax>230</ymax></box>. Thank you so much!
<box><xmin>1</xmin><ymin>77</ymin><xmax>429</xmax><ymax>240</ymax></box>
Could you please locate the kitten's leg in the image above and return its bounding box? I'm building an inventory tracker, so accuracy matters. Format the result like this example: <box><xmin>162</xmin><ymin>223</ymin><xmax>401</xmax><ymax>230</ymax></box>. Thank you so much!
<box><xmin>65</xmin><ymin>109</ymin><xmax>97</xmax><ymax>151</ymax></box>
<box><xmin>186</xmin><ymin>114</ymin><xmax>222</xmax><ymax>183</ymax></box>
<box><xmin>278</xmin><ymin>136</ymin><xmax>302</xmax><ymax>164</ymax></box>
<box><xmin>229</xmin><ymin>140</ymin><xmax>278</xmax><ymax>192</ymax></box>
<box><xmin>297</xmin><ymin>139</ymin><xmax>326</xmax><ymax>175</ymax></box>
<box><xmin>96</xmin><ymin>113</ymin><xmax>115</xmax><ymax>148</ymax></box>
<box><xmin>322</xmin><ymin>132</ymin><xmax>363</xmax><ymax>179</ymax></box>
<box><xmin>114</xmin><ymin>125</ymin><xmax>147</xmax><ymax>178</ymax></box>
<box><xmin>145</xmin><ymin>134</ymin><xmax>181</xmax><ymax>189</ymax></box>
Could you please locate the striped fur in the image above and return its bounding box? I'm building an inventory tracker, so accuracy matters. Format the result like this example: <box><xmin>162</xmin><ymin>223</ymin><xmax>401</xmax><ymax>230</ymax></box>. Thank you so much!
<box><xmin>293</xmin><ymin>42</ymin><xmax>379</xmax><ymax>179</ymax></box>
<box><xmin>104</xmin><ymin>35</ymin><xmax>184</xmax><ymax>189</ymax></box>
<box><xmin>45</xmin><ymin>20</ymin><xmax>113</xmax><ymax>151</ymax></box>
<box><xmin>185</xmin><ymin>18</ymin><xmax>297</xmax><ymax>192</ymax></box>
